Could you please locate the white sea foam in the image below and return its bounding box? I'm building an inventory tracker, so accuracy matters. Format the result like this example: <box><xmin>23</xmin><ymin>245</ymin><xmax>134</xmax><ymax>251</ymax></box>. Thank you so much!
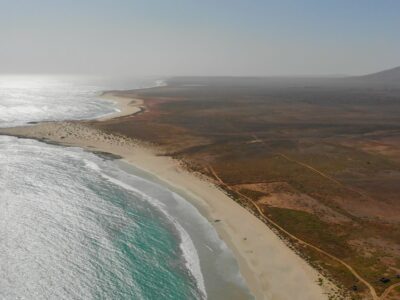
<box><xmin>83</xmin><ymin>159</ymin><xmax>102</xmax><ymax>172</ymax></box>
<box><xmin>98</xmin><ymin>172</ymin><xmax>207</xmax><ymax>299</ymax></box>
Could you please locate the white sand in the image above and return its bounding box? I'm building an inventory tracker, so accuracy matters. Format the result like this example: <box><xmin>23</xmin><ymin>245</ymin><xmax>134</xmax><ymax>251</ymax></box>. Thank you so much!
<box><xmin>98</xmin><ymin>91</ymin><xmax>143</xmax><ymax>120</ymax></box>
<box><xmin>0</xmin><ymin>96</ymin><xmax>338</xmax><ymax>299</ymax></box>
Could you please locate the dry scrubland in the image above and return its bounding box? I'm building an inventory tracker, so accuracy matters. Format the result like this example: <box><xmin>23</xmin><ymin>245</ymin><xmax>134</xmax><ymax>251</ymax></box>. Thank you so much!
<box><xmin>89</xmin><ymin>76</ymin><xmax>400</xmax><ymax>299</ymax></box>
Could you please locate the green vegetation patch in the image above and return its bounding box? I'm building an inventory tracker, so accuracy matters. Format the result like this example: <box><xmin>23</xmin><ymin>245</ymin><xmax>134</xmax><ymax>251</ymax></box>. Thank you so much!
<box><xmin>267</xmin><ymin>207</ymin><xmax>352</xmax><ymax>258</ymax></box>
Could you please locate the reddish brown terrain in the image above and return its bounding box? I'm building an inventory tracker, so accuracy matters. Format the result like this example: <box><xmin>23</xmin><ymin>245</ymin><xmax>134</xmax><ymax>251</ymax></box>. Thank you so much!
<box><xmin>88</xmin><ymin>75</ymin><xmax>400</xmax><ymax>299</ymax></box>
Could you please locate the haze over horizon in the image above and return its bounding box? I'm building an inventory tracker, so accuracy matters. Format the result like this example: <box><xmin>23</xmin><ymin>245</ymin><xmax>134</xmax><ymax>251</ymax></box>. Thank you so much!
<box><xmin>1</xmin><ymin>0</ymin><xmax>400</xmax><ymax>77</ymax></box>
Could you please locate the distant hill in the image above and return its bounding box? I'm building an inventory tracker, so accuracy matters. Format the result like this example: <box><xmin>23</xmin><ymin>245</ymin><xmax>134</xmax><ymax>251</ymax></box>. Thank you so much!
<box><xmin>349</xmin><ymin>66</ymin><xmax>400</xmax><ymax>87</ymax></box>
<box><xmin>166</xmin><ymin>66</ymin><xmax>400</xmax><ymax>89</ymax></box>
<box><xmin>360</xmin><ymin>66</ymin><xmax>400</xmax><ymax>81</ymax></box>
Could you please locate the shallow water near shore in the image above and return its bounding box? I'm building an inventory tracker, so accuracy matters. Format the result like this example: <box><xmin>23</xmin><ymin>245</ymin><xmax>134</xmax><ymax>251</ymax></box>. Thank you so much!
<box><xmin>115</xmin><ymin>160</ymin><xmax>254</xmax><ymax>300</ymax></box>
<box><xmin>0</xmin><ymin>136</ymin><xmax>253</xmax><ymax>299</ymax></box>
<box><xmin>0</xmin><ymin>75</ymin><xmax>254</xmax><ymax>299</ymax></box>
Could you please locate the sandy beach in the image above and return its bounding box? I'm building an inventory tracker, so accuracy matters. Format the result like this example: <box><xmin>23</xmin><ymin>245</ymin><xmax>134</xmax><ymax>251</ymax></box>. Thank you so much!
<box><xmin>98</xmin><ymin>91</ymin><xmax>144</xmax><ymax>120</ymax></box>
<box><xmin>0</xmin><ymin>93</ymin><xmax>336</xmax><ymax>300</ymax></box>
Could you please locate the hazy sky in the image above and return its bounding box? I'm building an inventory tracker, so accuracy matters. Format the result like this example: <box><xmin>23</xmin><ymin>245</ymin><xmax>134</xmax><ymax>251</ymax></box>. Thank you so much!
<box><xmin>1</xmin><ymin>0</ymin><xmax>400</xmax><ymax>76</ymax></box>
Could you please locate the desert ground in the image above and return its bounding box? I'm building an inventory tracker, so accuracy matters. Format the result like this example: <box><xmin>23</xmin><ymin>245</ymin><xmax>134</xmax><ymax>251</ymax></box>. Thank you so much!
<box><xmin>88</xmin><ymin>75</ymin><xmax>400</xmax><ymax>299</ymax></box>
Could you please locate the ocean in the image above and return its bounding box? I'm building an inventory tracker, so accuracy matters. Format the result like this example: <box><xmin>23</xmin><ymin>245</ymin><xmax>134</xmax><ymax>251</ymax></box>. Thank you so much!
<box><xmin>0</xmin><ymin>75</ymin><xmax>253</xmax><ymax>300</ymax></box>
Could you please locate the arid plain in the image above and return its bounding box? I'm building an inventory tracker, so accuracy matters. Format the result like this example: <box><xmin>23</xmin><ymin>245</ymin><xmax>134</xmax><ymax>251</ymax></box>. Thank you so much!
<box><xmin>89</xmin><ymin>70</ymin><xmax>400</xmax><ymax>299</ymax></box>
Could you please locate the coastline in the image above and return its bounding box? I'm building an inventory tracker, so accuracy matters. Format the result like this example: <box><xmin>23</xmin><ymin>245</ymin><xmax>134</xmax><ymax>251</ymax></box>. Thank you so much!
<box><xmin>0</xmin><ymin>94</ymin><xmax>334</xmax><ymax>299</ymax></box>
<box><xmin>98</xmin><ymin>91</ymin><xmax>144</xmax><ymax>120</ymax></box>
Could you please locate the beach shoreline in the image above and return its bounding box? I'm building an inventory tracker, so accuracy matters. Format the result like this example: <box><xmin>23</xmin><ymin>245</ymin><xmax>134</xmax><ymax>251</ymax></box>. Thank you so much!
<box><xmin>0</xmin><ymin>94</ymin><xmax>335</xmax><ymax>299</ymax></box>
<box><xmin>98</xmin><ymin>91</ymin><xmax>144</xmax><ymax>120</ymax></box>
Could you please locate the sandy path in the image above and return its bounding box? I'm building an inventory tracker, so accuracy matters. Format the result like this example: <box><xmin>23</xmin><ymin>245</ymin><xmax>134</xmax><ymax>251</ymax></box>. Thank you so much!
<box><xmin>208</xmin><ymin>165</ymin><xmax>379</xmax><ymax>300</ymax></box>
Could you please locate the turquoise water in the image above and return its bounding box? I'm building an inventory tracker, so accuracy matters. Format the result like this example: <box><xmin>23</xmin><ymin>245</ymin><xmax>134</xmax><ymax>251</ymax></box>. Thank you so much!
<box><xmin>0</xmin><ymin>136</ymin><xmax>253</xmax><ymax>299</ymax></box>
<box><xmin>0</xmin><ymin>136</ymin><xmax>202</xmax><ymax>298</ymax></box>
<box><xmin>0</xmin><ymin>76</ymin><xmax>254</xmax><ymax>299</ymax></box>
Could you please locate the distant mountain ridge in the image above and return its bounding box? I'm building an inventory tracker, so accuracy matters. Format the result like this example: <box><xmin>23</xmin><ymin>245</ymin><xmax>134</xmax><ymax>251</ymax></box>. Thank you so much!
<box><xmin>167</xmin><ymin>66</ymin><xmax>400</xmax><ymax>89</ymax></box>
<box><xmin>352</xmin><ymin>66</ymin><xmax>400</xmax><ymax>85</ymax></box>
